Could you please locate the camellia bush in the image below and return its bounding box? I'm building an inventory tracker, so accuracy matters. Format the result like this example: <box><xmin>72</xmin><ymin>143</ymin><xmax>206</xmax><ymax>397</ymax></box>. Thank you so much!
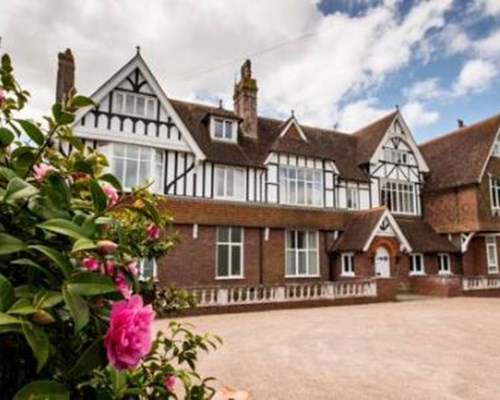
<box><xmin>0</xmin><ymin>54</ymin><xmax>220</xmax><ymax>399</ymax></box>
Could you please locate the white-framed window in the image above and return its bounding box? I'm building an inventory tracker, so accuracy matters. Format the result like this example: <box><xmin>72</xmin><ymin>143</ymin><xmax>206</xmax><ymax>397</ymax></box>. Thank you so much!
<box><xmin>279</xmin><ymin>166</ymin><xmax>323</xmax><ymax>206</ymax></box>
<box><xmin>106</xmin><ymin>143</ymin><xmax>164</xmax><ymax>193</ymax></box>
<box><xmin>384</xmin><ymin>148</ymin><xmax>410</xmax><ymax>165</ymax></box>
<box><xmin>341</xmin><ymin>253</ymin><xmax>355</xmax><ymax>277</ymax></box>
<box><xmin>211</xmin><ymin>117</ymin><xmax>237</xmax><ymax>142</ymax></box>
<box><xmin>346</xmin><ymin>187</ymin><xmax>358</xmax><ymax>210</ymax></box>
<box><xmin>285</xmin><ymin>230</ymin><xmax>319</xmax><ymax>277</ymax></box>
<box><xmin>486</xmin><ymin>236</ymin><xmax>498</xmax><ymax>274</ymax></box>
<box><xmin>216</xmin><ymin>227</ymin><xmax>243</xmax><ymax>279</ymax></box>
<box><xmin>114</xmin><ymin>91</ymin><xmax>156</xmax><ymax>119</ymax></box>
<box><xmin>490</xmin><ymin>177</ymin><xmax>500</xmax><ymax>209</ymax></box>
<box><xmin>493</xmin><ymin>137</ymin><xmax>500</xmax><ymax>157</ymax></box>
<box><xmin>139</xmin><ymin>258</ymin><xmax>157</xmax><ymax>279</ymax></box>
<box><xmin>438</xmin><ymin>253</ymin><xmax>451</xmax><ymax>275</ymax></box>
<box><xmin>380</xmin><ymin>180</ymin><xmax>416</xmax><ymax>214</ymax></box>
<box><xmin>410</xmin><ymin>253</ymin><xmax>425</xmax><ymax>275</ymax></box>
<box><xmin>214</xmin><ymin>166</ymin><xmax>245</xmax><ymax>200</ymax></box>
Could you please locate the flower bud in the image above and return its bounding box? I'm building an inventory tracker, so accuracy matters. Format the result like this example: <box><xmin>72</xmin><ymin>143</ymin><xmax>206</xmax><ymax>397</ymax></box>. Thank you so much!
<box><xmin>96</xmin><ymin>240</ymin><xmax>118</xmax><ymax>254</ymax></box>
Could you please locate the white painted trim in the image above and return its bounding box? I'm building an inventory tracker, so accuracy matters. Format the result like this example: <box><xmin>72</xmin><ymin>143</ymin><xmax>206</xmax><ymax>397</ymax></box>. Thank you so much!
<box><xmin>369</xmin><ymin>113</ymin><xmax>429</xmax><ymax>172</ymax></box>
<box><xmin>193</xmin><ymin>224</ymin><xmax>198</xmax><ymax>239</ymax></box>
<box><xmin>279</xmin><ymin>116</ymin><xmax>308</xmax><ymax>142</ymax></box>
<box><xmin>264</xmin><ymin>227</ymin><xmax>270</xmax><ymax>241</ymax></box>
<box><xmin>461</xmin><ymin>232</ymin><xmax>475</xmax><ymax>253</ymax></box>
<box><xmin>409</xmin><ymin>253</ymin><xmax>425</xmax><ymax>276</ymax></box>
<box><xmin>215</xmin><ymin>227</ymin><xmax>244</xmax><ymax>279</ymax></box>
<box><xmin>341</xmin><ymin>252</ymin><xmax>355</xmax><ymax>277</ymax></box>
<box><xmin>284</xmin><ymin>230</ymin><xmax>320</xmax><ymax>277</ymax></box>
<box><xmin>362</xmin><ymin>209</ymin><xmax>412</xmax><ymax>253</ymax></box>
<box><xmin>210</xmin><ymin>117</ymin><xmax>238</xmax><ymax>143</ymax></box>
<box><xmin>437</xmin><ymin>253</ymin><xmax>451</xmax><ymax>275</ymax></box>
<box><xmin>478</xmin><ymin>122</ymin><xmax>500</xmax><ymax>184</ymax></box>
<box><xmin>485</xmin><ymin>235</ymin><xmax>499</xmax><ymax>274</ymax></box>
<box><xmin>72</xmin><ymin>53</ymin><xmax>206</xmax><ymax>161</ymax></box>
<box><xmin>139</xmin><ymin>257</ymin><xmax>158</xmax><ymax>279</ymax></box>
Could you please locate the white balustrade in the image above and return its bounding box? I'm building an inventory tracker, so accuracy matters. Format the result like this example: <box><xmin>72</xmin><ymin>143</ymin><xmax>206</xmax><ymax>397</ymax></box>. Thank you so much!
<box><xmin>463</xmin><ymin>276</ymin><xmax>500</xmax><ymax>291</ymax></box>
<box><xmin>187</xmin><ymin>279</ymin><xmax>377</xmax><ymax>307</ymax></box>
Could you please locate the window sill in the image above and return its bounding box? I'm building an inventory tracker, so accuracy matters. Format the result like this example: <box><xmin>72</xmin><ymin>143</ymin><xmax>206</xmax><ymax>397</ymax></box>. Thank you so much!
<box><xmin>341</xmin><ymin>273</ymin><xmax>355</xmax><ymax>278</ymax></box>
<box><xmin>438</xmin><ymin>271</ymin><xmax>452</xmax><ymax>276</ymax></box>
<box><xmin>285</xmin><ymin>274</ymin><xmax>321</xmax><ymax>279</ymax></box>
<box><xmin>215</xmin><ymin>276</ymin><xmax>245</xmax><ymax>280</ymax></box>
<box><xmin>409</xmin><ymin>272</ymin><xmax>426</xmax><ymax>277</ymax></box>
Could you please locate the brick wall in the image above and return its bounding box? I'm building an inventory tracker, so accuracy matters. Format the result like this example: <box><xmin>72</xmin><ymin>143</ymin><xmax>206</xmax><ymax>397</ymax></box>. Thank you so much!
<box><xmin>409</xmin><ymin>276</ymin><xmax>463</xmax><ymax>297</ymax></box>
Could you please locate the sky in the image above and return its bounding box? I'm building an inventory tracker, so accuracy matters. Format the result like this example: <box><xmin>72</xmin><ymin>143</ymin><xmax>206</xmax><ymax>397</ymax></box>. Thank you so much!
<box><xmin>0</xmin><ymin>0</ymin><xmax>499</xmax><ymax>142</ymax></box>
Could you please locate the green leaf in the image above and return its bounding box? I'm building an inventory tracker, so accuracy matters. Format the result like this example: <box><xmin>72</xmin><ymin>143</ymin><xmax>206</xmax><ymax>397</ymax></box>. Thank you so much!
<box><xmin>68</xmin><ymin>338</ymin><xmax>104</xmax><ymax>378</ymax></box>
<box><xmin>0</xmin><ymin>166</ymin><xmax>18</xmax><ymax>180</ymax></box>
<box><xmin>17</xmin><ymin>119</ymin><xmax>44</xmax><ymax>146</ymax></box>
<box><xmin>0</xmin><ymin>232</ymin><xmax>27</xmax><ymax>255</ymax></box>
<box><xmin>109</xmin><ymin>366</ymin><xmax>127</xmax><ymax>394</ymax></box>
<box><xmin>35</xmin><ymin>290</ymin><xmax>63</xmax><ymax>309</ymax></box>
<box><xmin>11</xmin><ymin>258</ymin><xmax>57</xmax><ymax>282</ymax></box>
<box><xmin>62</xmin><ymin>285</ymin><xmax>89</xmax><ymax>333</ymax></box>
<box><xmin>1</xmin><ymin>54</ymin><xmax>12</xmax><ymax>71</ymax></box>
<box><xmin>99</xmin><ymin>173</ymin><xmax>122</xmax><ymax>193</ymax></box>
<box><xmin>22</xmin><ymin>322</ymin><xmax>49</xmax><ymax>372</ymax></box>
<box><xmin>0</xmin><ymin>127</ymin><xmax>15</xmax><ymax>146</ymax></box>
<box><xmin>3</xmin><ymin>177</ymin><xmax>38</xmax><ymax>203</ymax></box>
<box><xmin>0</xmin><ymin>274</ymin><xmax>14</xmax><ymax>312</ymax></box>
<box><xmin>46</xmin><ymin>173</ymin><xmax>71</xmax><ymax>209</ymax></box>
<box><xmin>14</xmin><ymin>380</ymin><xmax>69</xmax><ymax>400</ymax></box>
<box><xmin>72</xmin><ymin>237</ymin><xmax>96</xmax><ymax>254</ymax></box>
<box><xmin>0</xmin><ymin>311</ymin><xmax>22</xmax><ymax>325</ymax></box>
<box><xmin>67</xmin><ymin>272</ymin><xmax>117</xmax><ymax>296</ymax></box>
<box><xmin>29</xmin><ymin>245</ymin><xmax>72</xmax><ymax>278</ymax></box>
<box><xmin>71</xmin><ymin>95</ymin><xmax>95</xmax><ymax>108</ymax></box>
<box><xmin>90</xmin><ymin>179</ymin><xmax>107</xmax><ymax>212</ymax></box>
<box><xmin>38</xmin><ymin>218</ymin><xmax>85</xmax><ymax>240</ymax></box>
<box><xmin>11</xmin><ymin>147</ymin><xmax>36</xmax><ymax>177</ymax></box>
<box><xmin>8</xmin><ymin>298</ymin><xmax>38</xmax><ymax>315</ymax></box>
<box><xmin>59</xmin><ymin>133</ymin><xmax>84</xmax><ymax>152</ymax></box>
<box><xmin>72</xmin><ymin>159</ymin><xmax>93</xmax><ymax>174</ymax></box>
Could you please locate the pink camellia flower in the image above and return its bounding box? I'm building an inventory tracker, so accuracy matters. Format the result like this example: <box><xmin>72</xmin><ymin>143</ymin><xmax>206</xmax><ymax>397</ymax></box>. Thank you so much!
<box><xmin>146</xmin><ymin>223</ymin><xmax>160</xmax><ymax>240</ymax></box>
<box><xmin>103</xmin><ymin>259</ymin><xmax>115</xmax><ymax>275</ymax></box>
<box><xmin>164</xmin><ymin>374</ymin><xmax>176</xmax><ymax>392</ymax></box>
<box><xmin>126</xmin><ymin>261</ymin><xmax>138</xmax><ymax>276</ymax></box>
<box><xmin>115</xmin><ymin>272</ymin><xmax>132</xmax><ymax>299</ymax></box>
<box><xmin>82</xmin><ymin>256</ymin><xmax>100</xmax><ymax>271</ymax></box>
<box><xmin>97</xmin><ymin>240</ymin><xmax>118</xmax><ymax>254</ymax></box>
<box><xmin>71</xmin><ymin>171</ymin><xmax>89</xmax><ymax>181</ymax></box>
<box><xmin>32</xmin><ymin>164</ymin><xmax>56</xmax><ymax>181</ymax></box>
<box><xmin>103</xmin><ymin>295</ymin><xmax>154</xmax><ymax>370</ymax></box>
<box><xmin>101</xmin><ymin>182</ymin><xmax>119</xmax><ymax>207</ymax></box>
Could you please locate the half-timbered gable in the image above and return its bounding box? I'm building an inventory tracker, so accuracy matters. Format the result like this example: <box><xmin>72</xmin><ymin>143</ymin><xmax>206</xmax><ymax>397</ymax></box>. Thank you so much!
<box><xmin>355</xmin><ymin>112</ymin><xmax>429</xmax><ymax>215</ymax></box>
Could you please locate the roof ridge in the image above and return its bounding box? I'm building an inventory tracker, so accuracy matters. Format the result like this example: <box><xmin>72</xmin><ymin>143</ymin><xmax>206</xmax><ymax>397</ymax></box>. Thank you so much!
<box><xmin>352</xmin><ymin>110</ymin><xmax>398</xmax><ymax>136</ymax></box>
<box><xmin>419</xmin><ymin>113</ymin><xmax>500</xmax><ymax>148</ymax></box>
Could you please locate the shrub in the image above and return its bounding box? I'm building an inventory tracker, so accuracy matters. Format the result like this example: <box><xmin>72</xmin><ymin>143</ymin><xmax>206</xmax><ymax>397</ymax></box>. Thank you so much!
<box><xmin>0</xmin><ymin>54</ymin><xmax>220</xmax><ymax>399</ymax></box>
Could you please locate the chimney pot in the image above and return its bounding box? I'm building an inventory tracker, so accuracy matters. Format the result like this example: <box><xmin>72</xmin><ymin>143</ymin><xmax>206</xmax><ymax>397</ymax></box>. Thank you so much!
<box><xmin>233</xmin><ymin>59</ymin><xmax>258</xmax><ymax>139</ymax></box>
<box><xmin>56</xmin><ymin>48</ymin><xmax>75</xmax><ymax>103</ymax></box>
<box><xmin>457</xmin><ymin>119</ymin><xmax>465</xmax><ymax>128</ymax></box>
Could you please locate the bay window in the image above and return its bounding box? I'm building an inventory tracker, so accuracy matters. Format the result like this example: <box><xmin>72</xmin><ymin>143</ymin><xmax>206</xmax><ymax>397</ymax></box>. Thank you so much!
<box><xmin>105</xmin><ymin>143</ymin><xmax>164</xmax><ymax>193</ymax></box>
<box><xmin>216</xmin><ymin>227</ymin><xmax>243</xmax><ymax>278</ymax></box>
<box><xmin>214</xmin><ymin>166</ymin><xmax>245</xmax><ymax>200</ymax></box>
<box><xmin>279</xmin><ymin>166</ymin><xmax>323</xmax><ymax>206</ymax></box>
<box><xmin>380</xmin><ymin>180</ymin><xmax>416</xmax><ymax>214</ymax></box>
<box><xmin>285</xmin><ymin>230</ymin><xmax>319</xmax><ymax>277</ymax></box>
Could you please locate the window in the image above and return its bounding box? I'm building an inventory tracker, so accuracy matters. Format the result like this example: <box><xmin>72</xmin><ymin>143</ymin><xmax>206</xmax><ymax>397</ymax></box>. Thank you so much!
<box><xmin>490</xmin><ymin>177</ymin><xmax>500</xmax><ymax>209</ymax></box>
<box><xmin>114</xmin><ymin>91</ymin><xmax>156</xmax><ymax>119</ymax></box>
<box><xmin>285</xmin><ymin>230</ymin><xmax>319</xmax><ymax>277</ymax></box>
<box><xmin>410</xmin><ymin>253</ymin><xmax>425</xmax><ymax>275</ymax></box>
<box><xmin>216</xmin><ymin>227</ymin><xmax>243</xmax><ymax>278</ymax></box>
<box><xmin>108</xmin><ymin>143</ymin><xmax>164</xmax><ymax>193</ymax></box>
<box><xmin>279</xmin><ymin>166</ymin><xmax>323</xmax><ymax>206</ymax></box>
<box><xmin>346</xmin><ymin>187</ymin><xmax>358</xmax><ymax>210</ymax></box>
<box><xmin>380</xmin><ymin>180</ymin><xmax>416</xmax><ymax>214</ymax></box>
<box><xmin>214</xmin><ymin>166</ymin><xmax>245</xmax><ymax>200</ymax></box>
<box><xmin>341</xmin><ymin>253</ymin><xmax>355</xmax><ymax>276</ymax></box>
<box><xmin>384</xmin><ymin>148</ymin><xmax>410</xmax><ymax>165</ymax></box>
<box><xmin>211</xmin><ymin>118</ymin><xmax>236</xmax><ymax>142</ymax></box>
<box><xmin>139</xmin><ymin>258</ymin><xmax>157</xmax><ymax>279</ymax></box>
<box><xmin>438</xmin><ymin>253</ymin><xmax>451</xmax><ymax>275</ymax></box>
<box><xmin>486</xmin><ymin>236</ymin><xmax>498</xmax><ymax>274</ymax></box>
<box><xmin>493</xmin><ymin>137</ymin><xmax>500</xmax><ymax>157</ymax></box>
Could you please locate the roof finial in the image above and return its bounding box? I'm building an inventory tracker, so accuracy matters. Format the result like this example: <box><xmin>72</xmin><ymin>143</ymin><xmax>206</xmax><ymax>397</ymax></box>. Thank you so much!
<box><xmin>291</xmin><ymin>109</ymin><xmax>295</xmax><ymax>118</ymax></box>
<box><xmin>136</xmin><ymin>45</ymin><xmax>141</xmax><ymax>55</ymax></box>
<box><xmin>395</xmin><ymin>104</ymin><xmax>399</xmax><ymax>110</ymax></box>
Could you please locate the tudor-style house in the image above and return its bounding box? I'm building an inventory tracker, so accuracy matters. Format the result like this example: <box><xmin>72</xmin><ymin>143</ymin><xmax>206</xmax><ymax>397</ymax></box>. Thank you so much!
<box><xmin>56</xmin><ymin>48</ymin><xmax>500</xmax><ymax>305</ymax></box>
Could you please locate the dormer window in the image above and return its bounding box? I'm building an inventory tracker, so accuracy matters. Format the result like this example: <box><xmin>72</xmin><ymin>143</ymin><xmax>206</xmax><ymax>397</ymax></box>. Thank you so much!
<box><xmin>211</xmin><ymin>117</ymin><xmax>237</xmax><ymax>142</ymax></box>
<box><xmin>114</xmin><ymin>91</ymin><xmax>156</xmax><ymax>119</ymax></box>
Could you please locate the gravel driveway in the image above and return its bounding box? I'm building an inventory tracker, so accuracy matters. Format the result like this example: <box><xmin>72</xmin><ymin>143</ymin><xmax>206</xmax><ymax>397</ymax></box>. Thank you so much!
<box><xmin>156</xmin><ymin>297</ymin><xmax>500</xmax><ymax>399</ymax></box>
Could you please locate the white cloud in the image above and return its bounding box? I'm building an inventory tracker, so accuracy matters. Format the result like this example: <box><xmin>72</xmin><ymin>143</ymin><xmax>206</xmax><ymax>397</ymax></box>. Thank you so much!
<box><xmin>401</xmin><ymin>101</ymin><xmax>440</xmax><ymax>128</ymax></box>
<box><xmin>453</xmin><ymin>59</ymin><xmax>498</xmax><ymax>95</ymax></box>
<box><xmin>404</xmin><ymin>77</ymin><xmax>443</xmax><ymax>101</ymax></box>
<box><xmin>472</xmin><ymin>0</ymin><xmax>500</xmax><ymax>16</ymax></box>
<box><xmin>0</xmin><ymin>0</ymin><xmax>455</xmax><ymax>132</ymax></box>
<box><xmin>476</xmin><ymin>28</ymin><xmax>500</xmax><ymax>61</ymax></box>
<box><xmin>336</xmin><ymin>98</ymin><xmax>393</xmax><ymax>131</ymax></box>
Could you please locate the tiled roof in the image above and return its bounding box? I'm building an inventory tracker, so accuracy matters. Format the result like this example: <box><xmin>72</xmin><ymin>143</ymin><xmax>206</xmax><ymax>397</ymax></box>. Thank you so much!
<box><xmin>353</xmin><ymin>111</ymin><xmax>398</xmax><ymax>165</ymax></box>
<box><xmin>330</xmin><ymin>207</ymin><xmax>386</xmax><ymax>252</ymax></box>
<box><xmin>396</xmin><ymin>218</ymin><xmax>458</xmax><ymax>253</ymax></box>
<box><xmin>170</xmin><ymin>99</ymin><xmax>380</xmax><ymax>181</ymax></box>
<box><xmin>419</xmin><ymin>114</ymin><xmax>500</xmax><ymax>193</ymax></box>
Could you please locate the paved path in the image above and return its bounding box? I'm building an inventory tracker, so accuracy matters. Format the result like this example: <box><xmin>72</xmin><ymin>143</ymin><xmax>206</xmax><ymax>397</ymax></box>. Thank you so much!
<box><xmin>156</xmin><ymin>298</ymin><xmax>500</xmax><ymax>399</ymax></box>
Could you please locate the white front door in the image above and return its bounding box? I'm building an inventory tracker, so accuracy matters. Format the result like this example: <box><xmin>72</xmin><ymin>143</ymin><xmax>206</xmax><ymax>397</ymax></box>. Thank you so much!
<box><xmin>375</xmin><ymin>246</ymin><xmax>390</xmax><ymax>277</ymax></box>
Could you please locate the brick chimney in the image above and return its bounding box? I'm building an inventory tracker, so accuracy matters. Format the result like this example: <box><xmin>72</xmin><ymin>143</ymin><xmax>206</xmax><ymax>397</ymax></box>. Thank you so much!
<box><xmin>234</xmin><ymin>59</ymin><xmax>258</xmax><ymax>139</ymax></box>
<box><xmin>56</xmin><ymin>48</ymin><xmax>75</xmax><ymax>103</ymax></box>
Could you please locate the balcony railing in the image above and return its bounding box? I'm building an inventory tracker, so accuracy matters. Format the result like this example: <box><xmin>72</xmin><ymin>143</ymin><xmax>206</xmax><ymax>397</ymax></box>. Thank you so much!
<box><xmin>187</xmin><ymin>280</ymin><xmax>377</xmax><ymax>307</ymax></box>
<box><xmin>462</xmin><ymin>276</ymin><xmax>500</xmax><ymax>291</ymax></box>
